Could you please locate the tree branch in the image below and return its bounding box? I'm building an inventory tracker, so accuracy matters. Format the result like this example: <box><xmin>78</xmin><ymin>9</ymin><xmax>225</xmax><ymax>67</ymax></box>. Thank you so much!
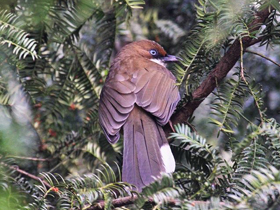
<box><xmin>86</xmin><ymin>195</ymin><xmax>225</xmax><ymax>210</ymax></box>
<box><xmin>89</xmin><ymin>195</ymin><xmax>138</xmax><ymax>210</ymax></box>
<box><xmin>87</xmin><ymin>195</ymin><xmax>176</xmax><ymax>210</ymax></box>
<box><xmin>245</xmin><ymin>49</ymin><xmax>280</xmax><ymax>68</ymax></box>
<box><xmin>0</xmin><ymin>161</ymin><xmax>52</xmax><ymax>188</ymax></box>
<box><xmin>165</xmin><ymin>7</ymin><xmax>271</xmax><ymax>135</ymax></box>
<box><xmin>6</xmin><ymin>155</ymin><xmax>51</xmax><ymax>162</ymax></box>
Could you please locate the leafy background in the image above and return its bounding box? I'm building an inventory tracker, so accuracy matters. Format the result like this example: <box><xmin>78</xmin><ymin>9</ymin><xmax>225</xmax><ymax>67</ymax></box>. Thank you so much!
<box><xmin>0</xmin><ymin>0</ymin><xmax>280</xmax><ymax>209</ymax></box>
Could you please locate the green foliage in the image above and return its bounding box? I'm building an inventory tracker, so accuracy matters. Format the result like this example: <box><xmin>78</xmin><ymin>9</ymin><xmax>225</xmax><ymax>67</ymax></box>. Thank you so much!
<box><xmin>175</xmin><ymin>0</ymin><xmax>255</xmax><ymax>97</ymax></box>
<box><xmin>261</xmin><ymin>119</ymin><xmax>280</xmax><ymax>168</ymax></box>
<box><xmin>0</xmin><ymin>0</ymin><xmax>280</xmax><ymax>209</ymax></box>
<box><xmin>136</xmin><ymin>175</ymin><xmax>182</xmax><ymax>208</ymax></box>
<box><xmin>0</xmin><ymin>10</ymin><xmax>38</xmax><ymax>60</ymax></box>
<box><xmin>260</xmin><ymin>9</ymin><xmax>280</xmax><ymax>46</ymax></box>
<box><xmin>27</xmin><ymin>164</ymin><xmax>132</xmax><ymax>210</ymax></box>
<box><xmin>170</xmin><ymin>124</ymin><xmax>217</xmax><ymax>176</ymax></box>
<box><xmin>168</xmin><ymin>120</ymin><xmax>280</xmax><ymax>209</ymax></box>
<box><xmin>227</xmin><ymin>166</ymin><xmax>280</xmax><ymax>209</ymax></box>
<box><xmin>210</xmin><ymin>72</ymin><xmax>247</xmax><ymax>136</ymax></box>
<box><xmin>209</xmin><ymin>70</ymin><xmax>267</xmax><ymax>138</ymax></box>
<box><xmin>155</xmin><ymin>20</ymin><xmax>186</xmax><ymax>43</ymax></box>
<box><xmin>169</xmin><ymin>124</ymin><xmax>234</xmax><ymax>203</ymax></box>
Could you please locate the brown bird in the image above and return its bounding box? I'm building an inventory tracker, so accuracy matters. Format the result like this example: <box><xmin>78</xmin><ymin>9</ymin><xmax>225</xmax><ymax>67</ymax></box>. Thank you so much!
<box><xmin>98</xmin><ymin>40</ymin><xmax>180</xmax><ymax>191</ymax></box>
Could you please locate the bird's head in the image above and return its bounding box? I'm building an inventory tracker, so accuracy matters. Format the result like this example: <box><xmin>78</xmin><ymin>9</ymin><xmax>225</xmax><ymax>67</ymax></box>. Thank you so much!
<box><xmin>118</xmin><ymin>40</ymin><xmax>178</xmax><ymax>67</ymax></box>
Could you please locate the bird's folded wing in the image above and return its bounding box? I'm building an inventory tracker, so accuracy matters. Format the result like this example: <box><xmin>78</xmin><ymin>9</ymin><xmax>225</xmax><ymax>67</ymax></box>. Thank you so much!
<box><xmin>98</xmin><ymin>58</ymin><xmax>180</xmax><ymax>143</ymax></box>
<box><xmin>98</xmin><ymin>79</ymin><xmax>136</xmax><ymax>143</ymax></box>
<box><xmin>134</xmin><ymin>59</ymin><xmax>180</xmax><ymax>126</ymax></box>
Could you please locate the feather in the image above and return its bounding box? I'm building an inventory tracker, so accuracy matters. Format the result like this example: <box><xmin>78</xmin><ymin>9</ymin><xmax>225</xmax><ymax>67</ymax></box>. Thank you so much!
<box><xmin>106</xmin><ymin>94</ymin><xmax>133</xmax><ymax>114</ymax></box>
<box><xmin>134</xmin><ymin>70</ymin><xmax>150</xmax><ymax>93</ymax></box>
<box><xmin>156</xmin><ymin>124</ymin><xmax>176</xmax><ymax>173</ymax></box>
<box><xmin>104</xmin><ymin>88</ymin><xmax>135</xmax><ymax>108</ymax></box>
<box><xmin>98</xmin><ymin>85</ymin><xmax>135</xmax><ymax>143</ymax></box>
<box><xmin>145</xmin><ymin>73</ymin><xmax>171</xmax><ymax>113</ymax></box>
<box><xmin>134</xmin><ymin>63</ymin><xmax>179</xmax><ymax>126</ymax></box>
<box><xmin>107</xmin><ymin>80</ymin><xmax>136</xmax><ymax>94</ymax></box>
<box><xmin>123</xmin><ymin>106</ymin><xmax>169</xmax><ymax>191</ymax></box>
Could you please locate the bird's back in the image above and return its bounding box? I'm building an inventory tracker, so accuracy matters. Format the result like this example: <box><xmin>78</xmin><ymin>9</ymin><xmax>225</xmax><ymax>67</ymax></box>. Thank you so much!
<box><xmin>98</xmin><ymin>40</ymin><xmax>180</xmax><ymax>191</ymax></box>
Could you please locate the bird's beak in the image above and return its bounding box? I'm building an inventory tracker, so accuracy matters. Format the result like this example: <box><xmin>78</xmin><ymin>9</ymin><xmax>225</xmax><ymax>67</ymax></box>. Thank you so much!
<box><xmin>162</xmin><ymin>54</ymin><xmax>179</xmax><ymax>62</ymax></box>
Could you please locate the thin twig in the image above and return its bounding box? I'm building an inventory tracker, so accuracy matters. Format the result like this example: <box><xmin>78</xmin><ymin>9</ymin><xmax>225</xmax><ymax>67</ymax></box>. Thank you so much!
<box><xmin>239</xmin><ymin>38</ymin><xmax>247</xmax><ymax>83</ymax></box>
<box><xmin>1</xmin><ymin>162</ymin><xmax>51</xmax><ymax>188</ymax></box>
<box><xmin>13</xmin><ymin>166</ymin><xmax>51</xmax><ymax>188</ymax></box>
<box><xmin>6</xmin><ymin>156</ymin><xmax>51</xmax><ymax>162</ymax></box>
<box><xmin>245</xmin><ymin>49</ymin><xmax>280</xmax><ymax>68</ymax></box>
<box><xmin>240</xmin><ymin>39</ymin><xmax>264</xmax><ymax>123</ymax></box>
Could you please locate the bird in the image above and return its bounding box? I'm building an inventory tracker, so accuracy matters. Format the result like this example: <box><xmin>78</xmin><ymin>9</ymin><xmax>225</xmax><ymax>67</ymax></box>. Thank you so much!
<box><xmin>98</xmin><ymin>40</ymin><xmax>180</xmax><ymax>191</ymax></box>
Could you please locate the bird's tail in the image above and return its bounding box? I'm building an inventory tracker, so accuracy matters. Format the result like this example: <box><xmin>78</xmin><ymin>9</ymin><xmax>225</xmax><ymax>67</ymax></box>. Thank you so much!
<box><xmin>122</xmin><ymin>106</ymin><xmax>175</xmax><ymax>191</ymax></box>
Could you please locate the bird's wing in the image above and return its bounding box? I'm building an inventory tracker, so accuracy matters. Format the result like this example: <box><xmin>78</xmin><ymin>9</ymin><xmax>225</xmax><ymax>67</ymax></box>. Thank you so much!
<box><xmin>134</xmin><ymin>58</ymin><xmax>180</xmax><ymax>125</ymax></box>
<box><xmin>98</xmin><ymin>73</ymin><xmax>136</xmax><ymax>143</ymax></box>
<box><xmin>98</xmin><ymin>58</ymin><xmax>180</xmax><ymax>143</ymax></box>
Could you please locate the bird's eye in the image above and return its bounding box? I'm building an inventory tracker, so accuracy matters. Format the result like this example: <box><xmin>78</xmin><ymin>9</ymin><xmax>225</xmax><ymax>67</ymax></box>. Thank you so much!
<box><xmin>149</xmin><ymin>49</ymin><xmax>158</xmax><ymax>56</ymax></box>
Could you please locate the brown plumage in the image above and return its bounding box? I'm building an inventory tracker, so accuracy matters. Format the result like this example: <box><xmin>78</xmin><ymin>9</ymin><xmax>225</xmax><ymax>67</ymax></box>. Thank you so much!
<box><xmin>98</xmin><ymin>40</ymin><xmax>180</xmax><ymax>191</ymax></box>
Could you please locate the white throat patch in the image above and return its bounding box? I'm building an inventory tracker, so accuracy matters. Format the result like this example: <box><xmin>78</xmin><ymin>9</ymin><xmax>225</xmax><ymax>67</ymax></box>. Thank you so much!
<box><xmin>150</xmin><ymin>58</ymin><xmax>166</xmax><ymax>67</ymax></box>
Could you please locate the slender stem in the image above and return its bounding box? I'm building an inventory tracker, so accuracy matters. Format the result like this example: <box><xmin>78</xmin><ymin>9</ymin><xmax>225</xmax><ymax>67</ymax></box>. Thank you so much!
<box><xmin>0</xmin><ymin>162</ymin><xmax>51</xmax><ymax>188</ymax></box>
<box><xmin>239</xmin><ymin>38</ymin><xmax>247</xmax><ymax>83</ymax></box>
<box><xmin>6</xmin><ymin>156</ymin><xmax>51</xmax><ymax>162</ymax></box>
<box><xmin>240</xmin><ymin>40</ymin><xmax>264</xmax><ymax>123</ymax></box>
<box><xmin>245</xmin><ymin>49</ymin><xmax>280</xmax><ymax>68</ymax></box>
